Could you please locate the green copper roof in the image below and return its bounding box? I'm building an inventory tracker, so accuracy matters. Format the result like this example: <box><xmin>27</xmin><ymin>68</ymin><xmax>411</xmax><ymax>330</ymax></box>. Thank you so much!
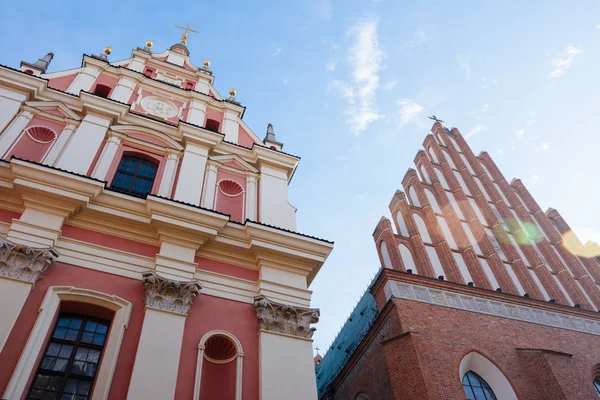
<box><xmin>315</xmin><ymin>270</ymin><xmax>381</xmax><ymax>398</ymax></box>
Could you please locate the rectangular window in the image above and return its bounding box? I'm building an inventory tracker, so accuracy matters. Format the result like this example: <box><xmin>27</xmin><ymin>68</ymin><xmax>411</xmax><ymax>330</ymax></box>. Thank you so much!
<box><xmin>27</xmin><ymin>314</ymin><xmax>110</xmax><ymax>400</ymax></box>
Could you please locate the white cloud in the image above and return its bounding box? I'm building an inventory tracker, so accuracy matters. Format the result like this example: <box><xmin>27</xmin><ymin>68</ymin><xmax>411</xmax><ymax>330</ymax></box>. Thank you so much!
<box><xmin>383</xmin><ymin>80</ymin><xmax>397</xmax><ymax>91</ymax></box>
<box><xmin>407</xmin><ymin>30</ymin><xmax>428</xmax><ymax>48</ymax></box>
<box><xmin>326</xmin><ymin>60</ymin><xmax>336</xmax><ymax>71</ymax></box>
<box><xmin>497</xmin><ymin>148</ymin><xmax>505</xmax><ymax>155</ymax></box>
<box><xmin>516</xmin><ymin>129</ymin><xmax>525</xmax><ymax>139</ymax></box>
<box><xmin>271</xmin><ymin>46</ymin><xmax>282</xmax><ymax>57</ymax></box>
<box><xmin>532</xmin><ymin>171</ymin><xmax>541</xmax><ymax>183</ymax></box>
<box><xmin>464</xmin><ymin>124</ymin><xmax>487</xmax><ymax>139</ymax></box>
<box><xmin>596</xmin><ymin>23</ymin><xmax>600</xmax><ymax>29</ymax></box>
<box><xmin>549</xmin><ymin>45</ymin><xmax>582</xmax><ymax>79</ymax></box>
<box><xmin>398</xmin><ymin>99</ymin><xmax>423</xmax><ymax>128</ymax></box>
<box><xmin>456</xmin><ymin>54</ymin><xmax>471</xmax><ymax>78</ymax></box>
<box><xmin>330</xmin><ymin>16</ymin><xmax>384</xmax><ymax>135</ymax></box>
<box><xmin>535</xmin><ymin>142</ymin><xmax>550</xmax><ymax>152</ymax></box>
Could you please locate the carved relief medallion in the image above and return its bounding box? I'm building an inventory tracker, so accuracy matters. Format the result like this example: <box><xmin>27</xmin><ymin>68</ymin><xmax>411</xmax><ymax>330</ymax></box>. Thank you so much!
<box><xmin>140</xmin><ymin>96</ymin><xmax>178</xmax><ymax>118</ymax></box>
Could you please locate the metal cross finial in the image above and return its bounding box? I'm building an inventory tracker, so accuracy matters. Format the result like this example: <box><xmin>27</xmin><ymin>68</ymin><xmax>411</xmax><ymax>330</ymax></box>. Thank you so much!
<box><xmin>428</xmin><ymin>115</ymin><xmax>445</xmax><ymax>123</ymax></box>
<box><xmin>315</xmin><ymin>345</ymin><xmax>320</xmax><ymax>354</ymax></box>
<box><xmin>174</xmin><ymin>24</ymin><xmax>201</xmax><ymax>45</ymax></box>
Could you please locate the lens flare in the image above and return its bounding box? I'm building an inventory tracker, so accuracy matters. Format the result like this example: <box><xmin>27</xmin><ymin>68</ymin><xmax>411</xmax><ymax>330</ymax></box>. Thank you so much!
<box><xmin>562</xmin><ymin>231</ymin><xmax>600</xmax><ymax>258</ymax></box>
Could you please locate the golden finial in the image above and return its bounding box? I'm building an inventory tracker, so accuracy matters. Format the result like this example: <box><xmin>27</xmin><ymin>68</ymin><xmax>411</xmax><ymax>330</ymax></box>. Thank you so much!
<box><xmin>203</xmin><ymin>60</ymin><xmax>210</xmax><ymax>67</ymax></box>
<box><xmin>229</xmin><ymin>88</ymin><xmax>237</xmax><ymax>97</ymax></box>
<box><xmin>146</xmin><ymin>40</ymin><xmax>153</xmax><ymax>48</ymax></box>
<box><xmin>174</xmin><ymin>24</ymin><xmax>201</xmax><ymax>46</ymax></box>
<box><xmin>104</xmin><ymin>46</ymin><xmax>112</xmax><ymax>55</ymax></box>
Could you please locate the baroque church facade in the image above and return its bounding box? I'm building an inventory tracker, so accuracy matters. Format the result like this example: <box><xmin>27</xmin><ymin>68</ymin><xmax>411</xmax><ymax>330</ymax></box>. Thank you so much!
<box><xmin>0</xmin><ymin>32</ymin><xmax>332</xmax><ymax>400</ymax></box>
<box><xmin>315</xmin><ymin>122</ymin><xmax>600</xmax><ymax>399</ymax></box>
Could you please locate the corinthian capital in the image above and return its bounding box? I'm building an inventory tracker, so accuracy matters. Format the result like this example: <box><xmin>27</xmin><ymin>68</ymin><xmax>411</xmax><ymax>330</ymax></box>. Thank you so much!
<box><xmin>142</xmin><ymin>271</ymin><xmax>202</xmax><ymax>315</ymax></box>
<box><xmin>0</xmin><ymin>236</ymin><xmax>59</xmax><ymax>283</ymax></box>
<box><xmin>253</xmin><ymin>295</ymin><xmax>319</xmax><ymax>339</ymax></box>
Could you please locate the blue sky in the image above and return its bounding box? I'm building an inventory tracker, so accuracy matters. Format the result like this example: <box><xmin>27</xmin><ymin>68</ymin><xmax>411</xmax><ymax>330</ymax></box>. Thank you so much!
<box><xmin>2</xmin><ymin>1</ymin><xmax>600</xmax><ymax>354</ymax></box>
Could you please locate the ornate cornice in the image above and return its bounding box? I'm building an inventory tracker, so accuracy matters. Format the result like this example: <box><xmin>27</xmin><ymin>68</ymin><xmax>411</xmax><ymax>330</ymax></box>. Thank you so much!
<box><xmin>142</xmin><ymin>271</ymin><xmax>202</xmax><ymax>315</ymax></box>
<box><xmin>0</xmin><ymin>236</ymin><xmax>59</xmax><ymax>283</ymax></box>
<box><xmin>253</xmin><ymin>295</ymin><xmax>319</xmax><ymax>339</ymax></box>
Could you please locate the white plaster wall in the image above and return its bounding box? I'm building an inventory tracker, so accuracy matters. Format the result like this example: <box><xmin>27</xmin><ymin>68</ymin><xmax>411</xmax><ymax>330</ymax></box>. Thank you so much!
<box><xmin>187</xmin><ymin>100</ymin><xmax>207</xmax><ymax>126</ymax></box>
<box><xmin>67</xmin><ymin>66</ymin><xmax>101</xmax><ymax>95</ymax></box>
<box><xmin>258</xmin><ymin>165</ymin><xmax>296</xmax><ymax>231</ymax></box>
<box><xmin>110</xmin><ymin>78</ymin><xmax>137</xmax><ymax>103</ymax></box>
<box><xmin>459</xmin><ymin>352</ymin><xmax>517</xmax><ymax>400</ymax></box>
<box><xmin>259</xmin><ymin>331</ymin><xmax>317</xmax><ymax>400</ymax></box>
<box><xmin>127</xmin><ymin>309</ymin><xmax>186</xmax><ymax>400</ymax></box>
<box><xmin>55</xmin><ymin>114</ymin><xmax>111</xmax><ymax>174</ymax></box>
<box><xmin>0</xmin><ymin>88</ymin><xmax>27</xmax><ymax>135</ymax></box>
<box><xmin>222</xmin><ymin>110</ymin><xmax>239</xmax><ymax>143</ymax></box>
<box><xmin>166</xmin><ymin>52</ymin><xmax>186</xmax><ymax>67</ymax></box>
<box><xmin>0</xmin><ymin>279</ymin><xmax>31</xmax><ymax>353</ymax></box>
<box><xmin>174</xmin><ymin>143</ymin><xmax>208</xmax><ymax>206</ymax></box>
<box><xmin>260</xmin><ymin>265</ymin><xmax>307</xmax><ymax>290</ymax></box>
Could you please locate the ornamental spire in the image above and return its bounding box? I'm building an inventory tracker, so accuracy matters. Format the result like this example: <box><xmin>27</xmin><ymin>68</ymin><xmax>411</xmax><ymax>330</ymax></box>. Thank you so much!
<box><xmin>20</xmin><ymin>52</ymin><xmax>54</xmax><ymax>75</ymax></box>
<box><xmin>174</xmin><ymin>24</ymin><xmax>201</xmax><ymax>46</ymax></box>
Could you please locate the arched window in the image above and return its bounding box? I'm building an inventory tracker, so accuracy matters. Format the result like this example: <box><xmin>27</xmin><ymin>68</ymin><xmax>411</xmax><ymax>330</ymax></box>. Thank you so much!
<box><xmin>399</xmin><ymin>244</ymin><xmax>417</xmax><ymax>274</ymax></box>
<box><xmin>111</xmin><ymin>156</ymin><xmax>158</xmax><ymax>197</ymax></box>
<box><xmin>195</xmin><ymin>330</ymin><xmax>244</xmax><ymax>400</ymax></box>
<box><xmin>380</xmin><ymin>241</ymin><xmax>393</xmax><ymax>269</ymax></box>
<box><xmin>93</xmin><ymin>84</ymin><xmax>112</xmax><ymax>98</ymax></box>
<box><xmin>419</xmin><ymin>164</ymin><xmax>431</xmax><ymax>183</ymax></box>
<box><xmin>396</xmin><ymin>212</ymin><xmax>409</xmax><ymax>237</ymax></box>
<box><xmin>425</xmin><ymin>189</ymin><xmax>441</xmax><ymax>214</ymax></box>
<box><xmin>594</xmin><ymin>377</ymin><xmax>600</xmax><ymax>396</ymax></box>
<box><xmin>414</xmin><ymin>214</ymin><xmax>432</xmax><ymax>243</ymax></box>
<box><xmin>435</xmin><ymin>168</ymin><xmax>449</xmax><ymax>190</ymax></box>
<box><xmin>454</xmin><ymin>170</ymin><xmax>471</xmax><ymax>195</ymax></box>
<box><xmin>459</xmin><ymin>352</ymin><xmax>517</xmax><ymax>400</ymax></box>
<box><xmin>356</xmin><ymin>394</ymin><xmax>370</xmax><ymax>400</ymax></box>
<box><xmin>462</xmin><ymin>370</ymin><xmax>497</xmax><ymax>400</ymax></box>
<box><xmin>428</xmin><ymin>147</ymin><xmax>439</xmax><ymax>163</ymax></box>
<box><xmin>26</xmin><ymin>313</ymin><xmax>110</xmax><ymax>400</ymax></box>
<box><xmin>443</xmin><ymin>150</ymin><xmax>457</xmax><ymax>170</ymax></box>
<box><xmin>407</xmin><ymin>186</ymin><xmax>421</xmax><ymax>207</ymax></box>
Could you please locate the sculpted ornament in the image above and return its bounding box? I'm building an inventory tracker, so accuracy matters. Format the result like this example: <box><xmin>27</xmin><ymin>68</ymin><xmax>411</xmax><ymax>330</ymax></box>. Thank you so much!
<box><xmin>142</xmin><ymin>271</ymin><xmax>201</xmax><ymax>315</ymax></box>
<box><xmin>140</xmin><ymin>96</ymin><xmax>178</xmax><ymax>118</ymax></box>
<box><xmin>253</xmin><ymin>295</ymin><xmax>320</xmax><ymax>339</ymax></box>
<box><xmin>0</xmin><ymin>236</ymin><xmax>58</xmax><ymax>283</ymax></box>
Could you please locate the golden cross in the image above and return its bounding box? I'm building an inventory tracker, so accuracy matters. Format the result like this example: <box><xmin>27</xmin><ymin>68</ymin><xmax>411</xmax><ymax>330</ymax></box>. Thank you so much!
<box><xmin>174</xmin><ymin>24</ymin><xmax>201</xmax><ymax>45</ymax></box>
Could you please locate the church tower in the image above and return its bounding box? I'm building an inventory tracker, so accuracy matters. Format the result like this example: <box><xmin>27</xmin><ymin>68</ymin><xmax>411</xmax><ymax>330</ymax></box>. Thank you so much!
<box><xmin>0</xmin><ymin>28</ymin><xmax>332</xmax><ymax>400</ymax></box>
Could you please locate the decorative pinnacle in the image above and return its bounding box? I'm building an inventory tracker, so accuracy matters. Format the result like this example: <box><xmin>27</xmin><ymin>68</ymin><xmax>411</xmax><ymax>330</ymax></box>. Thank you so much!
<box><xmin>229</xmin><ymin>88</ymin><xmax>237</xmax><ymax>97</ymax></box>
<box><xmin>103</xmin><ymin>46</ymin><xmax>112</xmax><ymax>55</ymax></box>
<box><xmin>145</xmin><ymin>40</ymin><xmax>153</xmax><ymax>48</ymax></box>
<box><xmin>203</xmin><ymin>60</ymin><xmax>210</xmax><ymax>68</ymax></box>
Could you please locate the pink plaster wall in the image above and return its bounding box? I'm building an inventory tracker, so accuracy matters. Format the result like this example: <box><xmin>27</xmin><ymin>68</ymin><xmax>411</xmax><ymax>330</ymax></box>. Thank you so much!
<box><xmin>0</xmin><ymin>208</ymin><xmax>21</xmax><ymax>223</ymax></box>
<box><xmin>90</xmin><ymin>74</ymin><xmax>119</xmax><ymax>96</ymax></box>
<box><xmin>195</xmin><ymin>257</ymin><xmax>259</xmax><ymax>281</ymax></box>
<box><xmin>47</xmin><ymin>74</ymin><xmax>76</xmax><ymax>92</ymax></box>
<box><xmin>204</xmin><ymin>108</ymin><xmax>224</xmax><ymax>130</ymax></box>
<box><xmin>61</xmin><ymin>225</ymin><xmax>159</xmax><ymax>258</ymax></box>
<box><xmin>126</xmin><ymin>131</ymin><xmax>171</xmax><ymax>148</ymax></box>
<box><xmin>0</xmin><ymin>262</ymin><xmax>146</xmax><ymax>400</ymax></box>
<box><xmin>200</xmin><ymin>360</ymin><xmax>236</xmax><ymax>400</ymax></box>
<box><xmin>4</xmin><ymin>116</ymin><xmax>65</xmax><ymax>162</ymax></box>
<box><xmin>175</xmin><ymin>294</ymin><xmax>259</xmax><ymax>400</ymax></box>
<box><xmin>215</xmin><ymin>170</ymin><xmax>246</xmax><ymax>222</ymax></box>
<box><xmin>238</xmin><ymin>126</ymin><xmax>256</xmax><ymax>149</ymax></box>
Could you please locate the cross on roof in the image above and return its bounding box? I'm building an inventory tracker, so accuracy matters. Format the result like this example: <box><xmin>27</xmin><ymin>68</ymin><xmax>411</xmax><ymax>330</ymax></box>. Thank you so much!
<box><xmin>174</xmin><ymin>24</ymin><xmax>201</xmax><ymax>45</ymax></box>
<box><xmin>428</xmin><ymin>115</ymin><xmax>445</xmax><ymax>123</ymax></box>
<box><xmin>315</xmin><ymin>345</ymin><xmax>320</xmax><ymax>354</ymax></box>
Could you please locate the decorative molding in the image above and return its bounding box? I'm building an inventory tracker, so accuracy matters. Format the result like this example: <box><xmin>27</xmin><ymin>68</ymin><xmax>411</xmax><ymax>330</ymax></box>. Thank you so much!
<box><xmin>385</xmin><ymin>281</ymin><xmax>600</xmax><ymax>336</ymax></box>
<box><xmin>0</xmin><ymin>236</ymin><xmax>59</xmax><ymax>283</ymax></box>
<box><xmin>253</xmin><ymin>295</ymin><xmax>319</xmax><ymax>338</ymax></box>
<box><xmin>142</xmin><ymin>270</ymin><xmax>202</xmax><ymax>315</ymax></box>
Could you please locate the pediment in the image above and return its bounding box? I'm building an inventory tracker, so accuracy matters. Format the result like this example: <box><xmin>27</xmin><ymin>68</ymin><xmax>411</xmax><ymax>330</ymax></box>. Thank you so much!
<box><xmin>25</xmin><ymin>101</ymin><xmax>82</xmax><ymax>120</ymax></box>
<box><xmin>111</xmin><ymin>125</ymin><xmax>184</xmax><ymax>150</ymax></box>
<box><xmin>211</xmin><ymin>154</ymin><xmax>258</xmax><ymax>173</ymax></box>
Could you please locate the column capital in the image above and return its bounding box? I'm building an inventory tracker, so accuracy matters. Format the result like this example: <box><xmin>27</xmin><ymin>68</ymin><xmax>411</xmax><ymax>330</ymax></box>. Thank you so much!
<box><xmin>142</xmin><ymin>271</ymin><xmax>201</xmax><ymax>315</ymax></box>
<box><xmin>253</xmin><ymin>295</ymin><xmax>319</xmax><ymax>339</ymax></box>
<box><xmin>0</xmin><ymin>236</ymin><xmax>59</xmax><ymax>283</ymax></box>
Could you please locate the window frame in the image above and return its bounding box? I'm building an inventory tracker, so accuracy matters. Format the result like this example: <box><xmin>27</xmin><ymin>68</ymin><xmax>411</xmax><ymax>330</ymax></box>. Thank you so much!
<box><xmin>462</xmin><ymin>370</ymin><xmax>497</xmax><ymax>400</ymax></box>
<box><xmin>110</xmin><ymin>155</ymin><xmax>159</xmax><ymax>198</ymax></box>
<box><xmin>594</xmin><ymin>377</ymin><xmax>600</xmax><ymax>396</ymax></box>
<box><xmin>26</xmin><ymin>313</ymin><xmax>111</xmax><ymax>400</ymax></box>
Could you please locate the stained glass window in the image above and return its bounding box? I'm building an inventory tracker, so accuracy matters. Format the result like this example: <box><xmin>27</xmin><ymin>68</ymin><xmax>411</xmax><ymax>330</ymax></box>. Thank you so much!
<box><xmin>462</xmin><ymin>371</ymin><xmax>497</xmax><ymax>400</ymax></box>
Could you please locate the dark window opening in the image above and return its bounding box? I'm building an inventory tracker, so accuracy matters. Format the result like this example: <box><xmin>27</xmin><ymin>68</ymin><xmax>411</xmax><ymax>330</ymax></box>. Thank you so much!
<box><xmin>93</xmin><ymin>84</ymin><xmax>112</xmax><ymax>99</ymax></box>
<box><xmin>24</xmin><ymin>69</ymin><xmax>34</xmax><ymax>75</ymax></box>
<box><xmin>205</xmin><ymin>119</ymin><xmax>220</xmax><ymax>132</ymax></box>
<box><xmin>26</xmin><ymin>313</ymin><xmax>110</xmax><ymax>400</ymax></box>
<box><xmin>184</xmin><ymin>81</ymin><xmax>194</xmax><ymax>90</ymax></box>
<box><xmin>462</xmin><ymin>371</ymin><xmax>497</xmax><ymax>400</ymax></box>
<box><xmin>206</xmin><ymin>119</ymin><xmax>221</xmax><ymax>132</ymax></box>
<box><xmin>111</xmin><ymin>156</ymin><xmax>158</xmax><ymax>197</ymax></box>
<box><xmin>143</xmin><ymin>67</ymin><xmax>155</xmax><ymax>78</ymax></box>
<box><xmin>594</xmin><ymin>378</ymin><xmax>600</xmax><ymax>396</ymax></box>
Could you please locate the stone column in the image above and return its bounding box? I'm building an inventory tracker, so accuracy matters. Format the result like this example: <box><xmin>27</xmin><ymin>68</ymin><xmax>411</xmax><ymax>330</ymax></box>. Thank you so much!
<box><xmin>187</xmin><ymin>100</ymin><xmax>207</xmax><ymax>126</ymax></box>
<box><xmin>200</xmin><ymin>163</ymin><xmax>218</xmax><ymax>209</ymax></box>
<box><xmin>56</xmin><ymin>114</ymin><xmax>111</xmax><ymax>175</ymax></box>
<box><xmin>91</xmin><ymin>131</ymin><xmax>124</xmax><ymax>180</ymax></box>
<box><xmin>173</xmin><ymin>143</ymin><xmax>209</xmax><ymax>206</ymax></box>
<box><xmin>43</xmin><ymin>122</ymin><xmax>77</xmax><ymax>166</ymax></box>
<box><xmin>110</xmin><ymin>77</ymin><xmax>138</xmax><ymax>103</ymax></box>
<box><xmin>66</xmin><ymin>66</ymin><xmax>101</xmax><ymax>95</ymax></box>
<box><xmin>0</xmin><ymin>110</ymin><xmax>33</xmax><ymax>158</ymax></box>
<box><xmin>0</xmin><ymin>236</ymin><xmax>58</xmax><ymax>353</ymax></box>
<box><xmin>222</xmin><ymin>110</ymin><xmax>239</xmax><ymax>143</ymax></box>
<box><xmin>127</xmin><ymin>271</ymin><xmax>201</xmax><ymax>400</ymax></box>
<box><xmin>157</xmin><ymin>150</ymin><xmax>180</xmax><ymax>198</ymax></box>
<box><xmin>245</xmin><ymin>175</ymin><xmax>258</xmax><ymax>222</ymax></box>
<box><xmin>253</xmin><ymin>295</ymin><xmax>320</xmax><ymax>400</ymax></box>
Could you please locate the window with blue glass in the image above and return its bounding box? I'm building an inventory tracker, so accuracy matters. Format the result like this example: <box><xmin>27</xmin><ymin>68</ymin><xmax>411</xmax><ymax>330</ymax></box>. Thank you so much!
<box><xmin>111</xmin><ymin>156</ymin><xmax>158</xmax><ymax>197</ymax></box>
<box><xmin>462</xmin><ymin>371</ymin><xmax>497</xmax><ymax>400</ymax></box>
<box><xmin>26</xmin><ymin>314</ymin><xmax>110</xmax><ymax>400</ymax></box>
<box><xmin>594</xmin><ymin>378</ymin><xmax>600</xmax><ymax>396</ymax></box>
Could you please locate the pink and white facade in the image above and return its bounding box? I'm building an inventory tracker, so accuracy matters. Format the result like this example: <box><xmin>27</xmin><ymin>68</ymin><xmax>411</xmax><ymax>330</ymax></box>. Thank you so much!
<box><xmin>0</xmin><ymin>39</ymin><xmax>332</xmax><ymax>400</ymax></box>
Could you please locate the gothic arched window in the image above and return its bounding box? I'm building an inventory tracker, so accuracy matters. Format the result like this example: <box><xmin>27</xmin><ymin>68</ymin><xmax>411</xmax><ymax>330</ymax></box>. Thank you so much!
<box><xmin>26</xmin><ymin>313</ymin><xmax>110</xmax><ymax>400</ymax></box>
<box><xmin>462</xmin><ymin>371</ymin><xmax>497</xmax><ymax>400</ymax></box>
<box><xmin>111</xmin><ymin>155</ymin><xmax>158</xmax><ymax>197</ymax></box>
<box><xmin>594</xmin><ymin>378</ymin><xmax>600</xmax><ymax>396</ymax></box>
